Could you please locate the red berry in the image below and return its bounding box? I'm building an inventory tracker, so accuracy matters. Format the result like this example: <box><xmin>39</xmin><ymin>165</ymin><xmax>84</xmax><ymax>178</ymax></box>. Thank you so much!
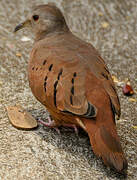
<box><xmin>123</xmin><ymin>83</ymin><xmax>134</xmax><ymax>96</ymax></box>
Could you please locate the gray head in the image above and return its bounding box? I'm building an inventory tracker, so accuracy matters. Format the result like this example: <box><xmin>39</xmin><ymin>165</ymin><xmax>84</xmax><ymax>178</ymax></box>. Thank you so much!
<box><xmin>14</xmin><ymin>4</ymin><xmax>68</xmax><ymax>40</ymax></box>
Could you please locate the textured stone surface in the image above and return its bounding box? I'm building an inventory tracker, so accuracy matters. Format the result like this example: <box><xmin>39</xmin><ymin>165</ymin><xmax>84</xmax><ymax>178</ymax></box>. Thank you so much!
<box><xmin>0</xmin><ymin>0</ymin><xmax>136</xmax><ymax>179</ymax></box>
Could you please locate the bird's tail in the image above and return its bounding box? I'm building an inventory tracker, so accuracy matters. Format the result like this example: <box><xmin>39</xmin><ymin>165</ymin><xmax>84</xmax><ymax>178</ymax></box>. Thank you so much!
<box><xmin>83</xmin><ymin>119</ymin><xmax>128</xmax><ymax>173</ymax></box>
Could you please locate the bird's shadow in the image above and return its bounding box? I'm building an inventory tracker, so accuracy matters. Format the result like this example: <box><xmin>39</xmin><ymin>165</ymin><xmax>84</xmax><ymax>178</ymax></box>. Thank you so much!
<box><xmin>29</xmin><ymin>108</ymin><xmax>127</xmax><ymax>179</ymax></box>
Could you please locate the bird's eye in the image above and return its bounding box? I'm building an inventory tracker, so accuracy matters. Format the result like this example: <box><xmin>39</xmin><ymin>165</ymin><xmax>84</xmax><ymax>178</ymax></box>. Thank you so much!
<box><xmin>33</xmin><ymin>15</ymin><xmax>39</xmax><ymax>21</ymax></box>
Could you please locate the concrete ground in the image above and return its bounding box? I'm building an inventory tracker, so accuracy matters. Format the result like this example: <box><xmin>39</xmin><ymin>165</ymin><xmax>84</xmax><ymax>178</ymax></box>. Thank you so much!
<box><xmin>0</xmin><ymin>0</ymin><xmax>136</xmax><ymax>179</ymax></box>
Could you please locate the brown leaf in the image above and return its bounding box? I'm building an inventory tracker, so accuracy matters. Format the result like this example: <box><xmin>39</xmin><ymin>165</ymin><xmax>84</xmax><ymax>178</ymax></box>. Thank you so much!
<box><xmin>6</xmin><ymin>105</ymin><xmax>38</xmax><ymax>130</ymax></box>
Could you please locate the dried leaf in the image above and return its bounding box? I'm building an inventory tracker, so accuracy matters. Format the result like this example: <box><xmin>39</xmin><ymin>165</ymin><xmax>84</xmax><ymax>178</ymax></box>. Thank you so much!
<box><xmin>112</xmin><ymin>75</ymin><xmax>119</xmax><ymax>83</ymax></box>
<box><xmin>102</xmin><ymin>22</ymin><xmax>109</xmax><ymax>28</ymax></box>
<box><xmin>132</xmin><ymin>126</ymin><xmax>137</xmax><ymax>129</ymax></box>
<box><xmin>117</xmin><ymin>119</ymin><xmax>125</xmax><ymax>123</ymax></box>
<box><xmin>112</xmin><ymin>75</ymin><xmax>124</xmax><ymax>86</ymax></box>
<box><xmin>117</xmin><ymin>82</ymin><xmax>124</xmax><ymax>87</ymax></box>
<box><xmin>128</xmin><ymin>98</ymin><xmax>137</xmax><ymax>102</ymax></box>
<box><xmin>98</xmin><ymin>12</ymin><xmax>103</xmax><ymax>16</ymax></box>
<box><xmin>16</xmin><ymin>53</ymin><xmax>22</xmax><ymax>57</ymax></box>
<box><xmin>6</xmin><ymin>105</ymin><xmax>38</xmax><ymax>129</ymax></box>
<box><xmin>21</xmin><ymin>36</ymin><xmax>31</xmax><ymax>42</ymax></box>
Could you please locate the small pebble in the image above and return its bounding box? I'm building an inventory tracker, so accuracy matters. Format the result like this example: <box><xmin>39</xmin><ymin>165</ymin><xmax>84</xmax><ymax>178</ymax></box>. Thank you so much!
<box><xmin>21</xmin><ymin>36</ymin><xmax>31</xmax><ymax>42</ymax></box>
<box><xmin>16</xmin><ymin>52</ymin><xmax>22</xmax><ymax>57</ymax></box>
<box><xmin>101</xmin><ymin>22</ymin><xmax>109</xmax><ymax>28</ymax></box>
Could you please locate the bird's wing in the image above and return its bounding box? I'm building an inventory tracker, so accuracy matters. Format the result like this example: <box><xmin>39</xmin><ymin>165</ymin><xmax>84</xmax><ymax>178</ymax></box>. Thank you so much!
<box><xmin>32</xmin><ymin>33</ymin><xmax>120</xmax><ymax>119</ymax></box>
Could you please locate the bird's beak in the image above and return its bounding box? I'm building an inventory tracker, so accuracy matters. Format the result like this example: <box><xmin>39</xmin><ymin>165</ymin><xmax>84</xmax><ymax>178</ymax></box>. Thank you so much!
<box><xmin>14</xmin><ymin>19</ymin><xmax>31</xmax><ymax>32</ymax></box>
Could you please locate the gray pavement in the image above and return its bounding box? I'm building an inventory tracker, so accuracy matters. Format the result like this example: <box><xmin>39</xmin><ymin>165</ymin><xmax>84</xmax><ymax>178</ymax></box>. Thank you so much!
<box><xmin>0</xmin><ymin>0</ymin><xmax>137</xmax><ymax>179</ymax></box>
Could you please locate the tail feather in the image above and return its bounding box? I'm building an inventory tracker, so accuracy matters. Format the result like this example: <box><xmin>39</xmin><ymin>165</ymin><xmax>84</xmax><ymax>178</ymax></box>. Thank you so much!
<box><xmin>83</xmin><ymin>120</ymin><xmax>128</xmax><ymax>173</ymax></box>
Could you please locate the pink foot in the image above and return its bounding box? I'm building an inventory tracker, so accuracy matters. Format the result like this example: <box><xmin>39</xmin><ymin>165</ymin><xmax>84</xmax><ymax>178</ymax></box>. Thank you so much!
<box><xmin>38</xmin><ymin>117</ymin><xmax>79</xmax><ymax>135</ymax></box>
<box><xmin>63</xmin><ymin>124</ymin><xmax>79</xmax><ymax>135</ymax></box>
<box><xmin>38</xmin><ymin>117</ymin><xmax>60</xmax><ymax>134</ymax></box>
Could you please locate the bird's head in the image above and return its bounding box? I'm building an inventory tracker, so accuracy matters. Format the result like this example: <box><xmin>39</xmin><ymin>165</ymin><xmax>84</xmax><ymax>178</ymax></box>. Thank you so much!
<box><xmin>14</xmin><ymin>4</ymin><xmax>68</xmax><ymax>40</ymax></box>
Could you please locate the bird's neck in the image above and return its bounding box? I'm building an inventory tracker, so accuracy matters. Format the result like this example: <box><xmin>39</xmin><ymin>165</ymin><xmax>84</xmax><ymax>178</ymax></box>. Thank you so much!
<box><xmin>35</xmin><ymin>23</ymin><xmax>69</xmax><ymax>42</ymax></box>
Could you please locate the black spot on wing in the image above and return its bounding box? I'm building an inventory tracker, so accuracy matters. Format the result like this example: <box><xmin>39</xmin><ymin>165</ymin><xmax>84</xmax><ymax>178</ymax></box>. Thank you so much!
<box><xmin>71</xmin><ymin>78</ymin><xmax>74</xmax><ymax>84</ymax></box>
<box><xmin>70</xmin><ymin>95</ymin><xmax>73</xmax><ymax>105</ymax></box>
<box><xmin>43</xmin><ymin>64</ymin><xmax>54</xmax><ymax>93</ymax></box>
<box><xmin>57</xmin><ymin>68</ymin><xmax>63</xmax><ymax>80</ymax></box>
<box><xmin>43</xmin><ymin>60</ymin><xmax>47</xmax><ymax>65</ymax></box>
<box><xmin>53</xmin><ymin>68</ymin><xmax>63</xmax><ymax>107</ymax></box>
<box><xmin>73</xmin><ymin>72</ymin><xmax>77</xmax><ymax>77</ymax></box>
<box><xmin>49</xmin><ymin>64</ymin><xmax>53</xmax><ymax>71</ymax></box>
<box><xmin>69</xmin><ymin>72</ymin><xmax>77</xmax><ymax>106</ymax></box>
<box><xmin>54</xmin><ymin>81</ymin><xmax>58</xmax><ymax>89</ymax></box>
<box><xmin>71</xmin><ymin>86</ymin><xmax>74</xmax><ymax>95</ymax></box>
<box><xmin>44</xmin><ymin>76</ymin><xmax>48</xmax><ymax>92</ymax></box>
<box><xmin>54</xmin><ymin>88</ymin><xmax>57</xmax><ymax>107</ymax></box>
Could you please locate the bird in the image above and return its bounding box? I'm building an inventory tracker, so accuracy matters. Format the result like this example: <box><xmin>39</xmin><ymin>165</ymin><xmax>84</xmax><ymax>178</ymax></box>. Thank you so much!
<box><xmin>14</xmin><ymin>3</ymin><xmax>128</xmax><ymax>173</ymax></box>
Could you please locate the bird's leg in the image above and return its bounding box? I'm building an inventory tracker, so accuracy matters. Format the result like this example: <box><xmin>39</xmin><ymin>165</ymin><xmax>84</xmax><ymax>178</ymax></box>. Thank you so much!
<box><xmin>38</xmin><ymin>117</ymin><xmax>79</xmax><ymax>135</ymax></box>
<box><xmin>38</xmin><ymin>117</ymin><xmax>60</xmax><ymax>134</ymax></box>
<box><xmin>62</xmin><ymin>124</ymin><xmax>79</xmax><ymax>135</ymax></box>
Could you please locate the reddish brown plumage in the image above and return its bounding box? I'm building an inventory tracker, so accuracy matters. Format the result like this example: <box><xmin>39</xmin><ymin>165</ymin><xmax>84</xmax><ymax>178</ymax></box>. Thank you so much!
<box><xmin>15</xmin><ymin>4</ymin><xmax>128</xmax><ymax>173</ymax></box>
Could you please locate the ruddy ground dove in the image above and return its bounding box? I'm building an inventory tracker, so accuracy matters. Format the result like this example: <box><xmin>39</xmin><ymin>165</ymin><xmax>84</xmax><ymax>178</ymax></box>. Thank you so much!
<box><xmin>14</xmin><ymin>4</ymin><xmax>128</xmax><ymax>173</ymax></box>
